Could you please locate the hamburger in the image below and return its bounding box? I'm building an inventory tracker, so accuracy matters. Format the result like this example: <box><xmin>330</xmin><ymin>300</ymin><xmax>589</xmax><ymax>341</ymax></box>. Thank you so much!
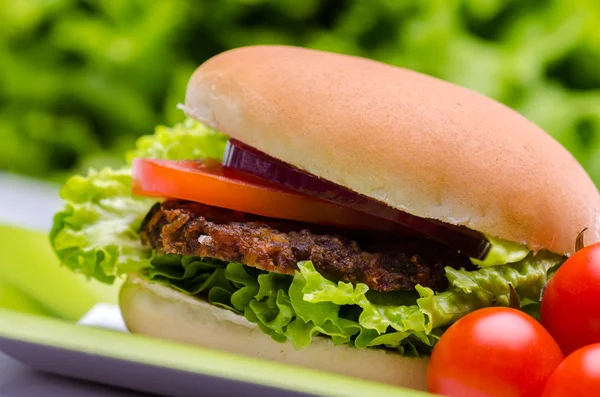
<box><xmin>50</xmin><ymin>45</ymin><xmax>600</xmax><ymax>391</ymax></box>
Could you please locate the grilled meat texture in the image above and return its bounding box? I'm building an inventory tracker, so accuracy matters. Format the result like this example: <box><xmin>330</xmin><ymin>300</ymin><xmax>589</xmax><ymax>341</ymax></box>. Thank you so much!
<box><xmin>140</xmin><ymin>200</ymin><xmax>475</xmax><ymax>292</ymax></box>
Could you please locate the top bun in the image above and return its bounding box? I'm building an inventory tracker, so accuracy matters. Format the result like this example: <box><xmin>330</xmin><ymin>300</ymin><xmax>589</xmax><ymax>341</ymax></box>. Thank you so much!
<box><xmin>183</xmin><ymin>45</ymin><xmax>600</xmax><ymax>256</ymax></box>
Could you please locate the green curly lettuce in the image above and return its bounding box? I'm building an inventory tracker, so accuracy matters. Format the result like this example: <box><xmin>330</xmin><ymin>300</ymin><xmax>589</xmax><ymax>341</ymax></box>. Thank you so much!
<box><xmin>142</xmin><ymin>252</ymin><xmax>562</xmax><ymax>355</ymax></box>
<box><xmin>125</xmin><ymin>117</ymin><xmax>228</xmax><ymax>163</ymax></box>
<box><xmin>49</xmin><ymin>118</ymin><xmax>227</xmax><ymax>283</ymax></box>
<box><xmin>49</xmin><ymin>168</ymin><xmax>154</xmax><ymax>283</ymax></box>
<box><xmin>416</xmin><ymin>251</ymin><xmax>561</xmax><ymax>327</ymax></box>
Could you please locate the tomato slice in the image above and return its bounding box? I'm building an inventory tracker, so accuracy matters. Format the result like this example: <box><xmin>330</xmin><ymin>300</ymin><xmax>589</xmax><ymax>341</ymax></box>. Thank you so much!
<box><xmin>131</xmin><ymin>158</ymin><xmax>402</xmax><ymax>231</ymax></box>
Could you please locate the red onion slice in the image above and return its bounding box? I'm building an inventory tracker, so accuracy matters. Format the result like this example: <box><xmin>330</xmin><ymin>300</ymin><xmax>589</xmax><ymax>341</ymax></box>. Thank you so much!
<box><xmin>222</xmin><ymin>139</ymin><xmax>491</xmax><ymax>260</ymax></box>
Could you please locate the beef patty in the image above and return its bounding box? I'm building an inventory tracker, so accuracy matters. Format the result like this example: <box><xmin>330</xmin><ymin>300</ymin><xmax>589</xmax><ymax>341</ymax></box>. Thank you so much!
<box><xmin>140</xmin><ymin>200</ymin><xmax>475</xmax><ymax>292</ymax></box>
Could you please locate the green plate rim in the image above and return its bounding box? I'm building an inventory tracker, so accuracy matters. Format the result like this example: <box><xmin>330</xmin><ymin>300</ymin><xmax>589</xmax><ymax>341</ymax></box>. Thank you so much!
<box><xmin>0</xmin><ymin>309</ymin><xmax>435</xmax><ymax>397</ymax></box>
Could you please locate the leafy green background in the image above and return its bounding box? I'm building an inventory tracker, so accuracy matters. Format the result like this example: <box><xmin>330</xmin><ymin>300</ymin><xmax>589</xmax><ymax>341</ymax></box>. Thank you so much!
<box><xmin>2</xmin><ymin>0</ymin><xmax>600</xmax><ymax>185</ymax></box>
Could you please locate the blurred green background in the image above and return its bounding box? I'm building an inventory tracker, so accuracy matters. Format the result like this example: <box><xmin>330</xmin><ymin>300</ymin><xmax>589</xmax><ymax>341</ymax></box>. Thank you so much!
<box><xmin>2</xmin><ymin>0</ymin><xmax>600</xmax><ymax>186</ymax></box>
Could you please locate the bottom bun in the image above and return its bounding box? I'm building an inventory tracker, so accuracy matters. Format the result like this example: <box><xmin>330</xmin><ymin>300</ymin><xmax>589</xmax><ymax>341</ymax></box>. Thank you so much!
<box><xmin>119</xmin><ymin>273</ymin><xmax>429</xmax><ymax>391</ymax></box>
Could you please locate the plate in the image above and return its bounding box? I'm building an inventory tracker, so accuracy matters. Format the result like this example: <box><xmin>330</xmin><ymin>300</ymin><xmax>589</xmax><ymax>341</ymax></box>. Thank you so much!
<box><xmin>0</xmin><ymin>309</ymin><xmax>432</xmax><ymax>397</ymax></box>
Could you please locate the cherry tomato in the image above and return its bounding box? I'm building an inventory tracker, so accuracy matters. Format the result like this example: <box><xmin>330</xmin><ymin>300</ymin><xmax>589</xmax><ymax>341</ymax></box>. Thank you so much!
<box><xmin>540</xmin><ymin>242</ymin><xmax>600</xmax><ymax>355</ymax></box>
<box><xmin>427</xmin><ymin>307</ymin><xmax>563</xmax><ymax>397</ymax></box>
<box><xmin>542</xmin><ymin>343</ymin><xmax>600</xmax><ymax>397</ymax></box>
<box><xmin>131</xmin><ymin>158</ymin><xmax>398</xmax><ymax>231</ymax></box>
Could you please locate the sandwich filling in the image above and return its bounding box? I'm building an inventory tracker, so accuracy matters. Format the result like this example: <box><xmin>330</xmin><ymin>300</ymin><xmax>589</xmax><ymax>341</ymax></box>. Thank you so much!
<box><xmin>141</xmin><ymin>200</ymin><xmax>474</xmax><ymax>292</ymax></box>
<box><xmin>50</xmin><ymin>118</ymin><xmax>564</xmax><ymax>356</ymax></box>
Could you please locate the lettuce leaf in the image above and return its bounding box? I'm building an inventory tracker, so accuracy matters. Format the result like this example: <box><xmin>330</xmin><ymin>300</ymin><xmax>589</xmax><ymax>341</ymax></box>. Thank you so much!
<box><xmin>143</xmin><ymin>252</ymin><xmax>562</xmax><ymax>355</ymax></box>
<box><xmin>49</xmin><ymin>168</ymin><xmax>155</xmax><ymax>283</ymax></box>
<box><xmin>49</xmin><ymin>118</ymin><xmax>227</xmax><ymax>283</ymax></box>
<box><xmin>417</xmin><ymin>251</ymin><xmax>561</xmax><ymax>328</ymax></box>
<box><xmin>126</xmin><ymin>118</ymin><xmax>227</xmax><ymax>164</ymax></box>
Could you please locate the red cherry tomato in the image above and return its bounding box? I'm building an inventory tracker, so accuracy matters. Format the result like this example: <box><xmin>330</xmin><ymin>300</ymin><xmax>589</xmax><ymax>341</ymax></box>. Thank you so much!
<box><xmin>542</xmin><ymin>343</ymin><xmax>600</xmax><ymax>397</ymax></box>
<box><xmin>540</xmin><ymin>242</ymin><xmax>600</xmax><ymax>355</ymax></box>
<box><xmin>427</xmin><ymin>307</ymin><xmax>563</xmax><ymax>397</ymax></box>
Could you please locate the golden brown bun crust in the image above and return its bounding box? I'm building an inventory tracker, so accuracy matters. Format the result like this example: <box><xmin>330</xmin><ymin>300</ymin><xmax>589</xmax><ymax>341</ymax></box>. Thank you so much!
<box><xmin>183</xmin><ymin>45</ymin><xmax>600</xmax><ymax>255</ymax></box>
<box><xmin>119</xmin><ymin>274</ymin><xmax>429</xmax><ymax>390</ymax></box>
